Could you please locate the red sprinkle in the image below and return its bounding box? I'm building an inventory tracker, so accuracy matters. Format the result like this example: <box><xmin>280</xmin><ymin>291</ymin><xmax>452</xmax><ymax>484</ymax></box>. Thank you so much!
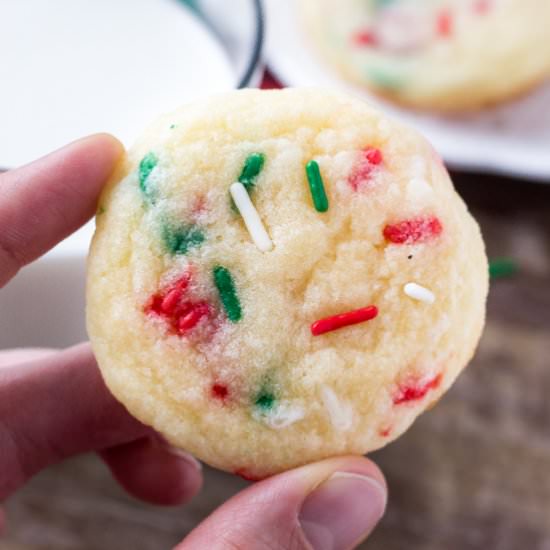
<box><xmin>161</xmin><ymin>287</ymin><xmax>184</xmax><ymax>314</ymax></box>
<box><xmin>436</xmin><ymin>10</ymin><xmax>453</xmax><ymax>37</ymax></box>
<box><xmin>178</xmin><ymin>302</ymin><xmax>211</xmax><ymax>332</ymax></box>
<box><xmin>364</xmin><ymin>147</ymin><xmax>383</xmax><ymax>165</ymax></box>
<box><xmin>473</xmin><ymin>0</ymin><xmax>491</xmax><ymax>14</ymax></box>
<box><xmin>393</xmin><ymin>374</ymin><xmax>442</xmax><ymax>405</ymax></box>
<box><xmin>348</xmin><ymin>147</ymin><xmax>383</xmax><ymax>191</ymax></box>
<box><xmin>211</xmin><ymin>383</ymin><xmax>229</xmax><ymax>401</ymax></box>
<box><xmin>146</xmin><ymin>272</ymin><xmax>191</xmax><ymax>317</ymax></box>
<box><xmin>145</xmin><ymin>271</ymin><xmax>212</xmax><ymax>336</ymax></box>
<box><xmin>146</xmin><ymin>294</ymin><xmax>164</xmax><ymax>316</ymax></box>
<box><xmin>383</xmin><ymin>216</ymin><xmax>443</xmax><ymax>245</ymax></box>
<box><xmin>234</xmin><ymin>468</ymin><xmax>264</xmax><ymax>482</ymax></box>
<box><xmin>379</xmin><ymin>427</ymin><xmax>392</xmax><ymax>438</ymax></box>
<box><xmin>352</xmin><ymin>30</ymin><xmax>378</xmax><ymax>47</ymax></box>
<box><xmin>311</xmin><ymin>305</ymin><xmax>378</xmax><ymax>336</ymax></box>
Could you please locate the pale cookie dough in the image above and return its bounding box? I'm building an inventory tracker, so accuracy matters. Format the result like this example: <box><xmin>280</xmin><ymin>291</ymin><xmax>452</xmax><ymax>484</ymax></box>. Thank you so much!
<box><xmin>87</xmin><ymin>88</ymin><xmax>488</xmax><ymax>478</ymax></box>
<box><xmin>300</xmin><ymin>0</ymin><xmax>550</xmax><ymax>111</ymax></box>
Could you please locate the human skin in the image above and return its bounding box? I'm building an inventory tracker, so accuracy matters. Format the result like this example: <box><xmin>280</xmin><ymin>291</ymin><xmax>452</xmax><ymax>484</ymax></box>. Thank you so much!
<box><xmin>0</xmin><ymin>135</ymin><xmax>386</xmax><ymax>549</ymax></box>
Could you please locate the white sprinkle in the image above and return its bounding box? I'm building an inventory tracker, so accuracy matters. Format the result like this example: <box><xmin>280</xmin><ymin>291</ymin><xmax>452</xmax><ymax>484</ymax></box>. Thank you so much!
<box><xmin>253</xmin><ymin>401</ymin><xmax>305</xmax><ymax>430</ymax></box>
<box><xmin>230</xmin><ymin>182</ymin><xmax>273</xmax><ymax>252</ymax></box>
<box><xmin>321</xmin><ymin>386</ymin><xmax>354</xmax><ymax>431</ymax></box>
<box><xmin>404</xmin><ymin>282</ymin><xmax>436</xmax><ymax>304</ymax></box>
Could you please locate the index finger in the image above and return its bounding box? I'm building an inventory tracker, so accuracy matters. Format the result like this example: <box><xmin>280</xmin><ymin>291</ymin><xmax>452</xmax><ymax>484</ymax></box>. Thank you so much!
<box><xmin>0</xmin><ymin>134</ymin><xmax>123</xmax><ymax>288</ymax></box>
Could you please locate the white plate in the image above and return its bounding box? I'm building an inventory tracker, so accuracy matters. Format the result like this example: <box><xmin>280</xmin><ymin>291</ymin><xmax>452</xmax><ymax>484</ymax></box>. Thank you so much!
<box><xmin>0</xmin><ymin>0</ymin><xmax>234</xmax><ymax>169</ymax></box>
<box><xmin>265</xmin><ymin>0</ymin><xmax>550</xmax><ymax>182</ymax></box>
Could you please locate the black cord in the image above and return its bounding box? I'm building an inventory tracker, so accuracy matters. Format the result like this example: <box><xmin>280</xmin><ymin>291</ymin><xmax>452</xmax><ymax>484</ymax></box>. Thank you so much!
<box><xmin>237</xmin><ymin>0</ymin><xmax>264</xmax><ymax>89</ymax></box>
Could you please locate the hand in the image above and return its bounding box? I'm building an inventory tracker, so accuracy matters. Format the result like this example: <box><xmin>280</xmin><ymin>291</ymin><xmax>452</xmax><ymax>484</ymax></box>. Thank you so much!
<box><xmin>0</xmin><ymin>135</ymin><xmax>387</xmax><ymax>549</ymax></box>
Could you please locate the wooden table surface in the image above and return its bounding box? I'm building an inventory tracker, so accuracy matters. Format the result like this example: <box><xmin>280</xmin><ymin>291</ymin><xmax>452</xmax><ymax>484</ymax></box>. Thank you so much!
<box><xmin>2</xmin><ymin>172</ymin><xmax>550</xmax><ymax>550</ymax></box>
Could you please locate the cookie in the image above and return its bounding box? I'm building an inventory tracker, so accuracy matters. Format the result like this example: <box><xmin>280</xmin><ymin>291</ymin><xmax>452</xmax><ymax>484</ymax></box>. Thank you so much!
<box><xmin>87</xmin><ymin>88</ymin><xmax>488</xmax><ymax>478</ymax></box>
<box><xmin>300</xmin><ymin>0</ymin><xmax>550</xmax><ymax>111</ymax></box>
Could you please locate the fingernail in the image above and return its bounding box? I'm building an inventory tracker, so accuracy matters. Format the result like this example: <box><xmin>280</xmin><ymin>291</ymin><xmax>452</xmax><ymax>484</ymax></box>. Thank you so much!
<box><xmin>299</xmin><ymin>472</ymin><xmax>387</xmax><ymax>550</ymax></box>
<box><xmin>165</xmin><ymin>446</ymin><xmax>202</xmax><ymax>471</ymax></box>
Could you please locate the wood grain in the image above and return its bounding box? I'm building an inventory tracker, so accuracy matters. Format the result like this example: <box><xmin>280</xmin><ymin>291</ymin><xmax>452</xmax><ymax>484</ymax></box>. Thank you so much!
<box><xmin>3</xmin><ymin>172</ymin><xmax>550</xmax><ymax>549</ymax></box>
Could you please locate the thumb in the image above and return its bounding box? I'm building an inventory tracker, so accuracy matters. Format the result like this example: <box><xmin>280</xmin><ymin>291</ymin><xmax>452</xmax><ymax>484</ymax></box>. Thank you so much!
<box><xmin>176</xmin><ymin>456</ymin><xmax>387</xmax><ymax>550</ymax></box>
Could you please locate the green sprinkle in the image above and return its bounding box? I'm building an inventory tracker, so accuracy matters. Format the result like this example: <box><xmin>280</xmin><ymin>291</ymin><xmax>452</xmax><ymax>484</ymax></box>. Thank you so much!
<box><xmin>373</xmin><ymin>0</ymin><xmax>397</xmax><ymax>10</ymax></box>
<box><xmin>489</xmin><ymin>258</ymin><xmax>518</xmax><ymax>279</ymax></box>
<box><xmin>366</xmin><ymin>67</ymin><xmax>403</xmax><ymax>91</ymax></box>
<box><xmin>139</xmin><ymin>152</ymin><xmax>158</xmax><ymax>200</ymax></box>
<box><xmin>238</xmin><ymin>153</ymin><xmax>265</xmax><ymax>192</ymax></box>
<box><xmin>162</xmin><ymin>223</ymin><xmax>205</xmax><ymax>255</ymax></box>
<box><xmin>97</xmin><ymin>205</ymin><xmax>106</xmax><ymax>216</ymax></box>
<box><xmin>169</xmin><ymin>124</ymin><xmax>177</xmax><ymax>129</ymax></box>
<box><xmin>306</xmin><ymin>160</ymin><xmax>329</xmax><ymax>213</ymax></box>
<box><xmin>213</xmin><ymin>266</ymin><xmax>242</xmax><ymax>322</ymax></box>
<box><xmin>231</xmin><ymin>153</ymin><xmax>266</xmax><ymax>212</ymax></box>
<box><xmin>255</xmin><ymin>391</ymin><xmax>275</xmax><ymax>411</ymax></box>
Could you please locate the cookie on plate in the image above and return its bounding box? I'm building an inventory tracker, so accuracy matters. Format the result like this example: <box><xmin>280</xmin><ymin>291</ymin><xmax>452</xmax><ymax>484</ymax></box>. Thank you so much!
<box><xmin>87</xmin><ymin>88</ymin><xmax>488</xmax><ymax>478</ymax></box>
<box><xmin>300</xmin><ymin>0</ymin><xmax>550</xmax><ymax>111</ymax></box>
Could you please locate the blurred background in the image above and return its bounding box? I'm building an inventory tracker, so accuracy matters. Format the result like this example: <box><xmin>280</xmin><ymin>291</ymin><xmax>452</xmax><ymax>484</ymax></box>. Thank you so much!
<box><xmin>1</xmin><ymin>1</ymin><xmax>549</xmax><ymax>548</ymax></box>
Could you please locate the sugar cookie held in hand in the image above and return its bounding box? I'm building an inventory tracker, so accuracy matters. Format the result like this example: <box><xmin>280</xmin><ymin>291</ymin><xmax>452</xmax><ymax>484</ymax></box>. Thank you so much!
<box><xmin>87</xmin><ymin>88</ymin><xmax>488</xmax><ymax>478</ymax></box>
